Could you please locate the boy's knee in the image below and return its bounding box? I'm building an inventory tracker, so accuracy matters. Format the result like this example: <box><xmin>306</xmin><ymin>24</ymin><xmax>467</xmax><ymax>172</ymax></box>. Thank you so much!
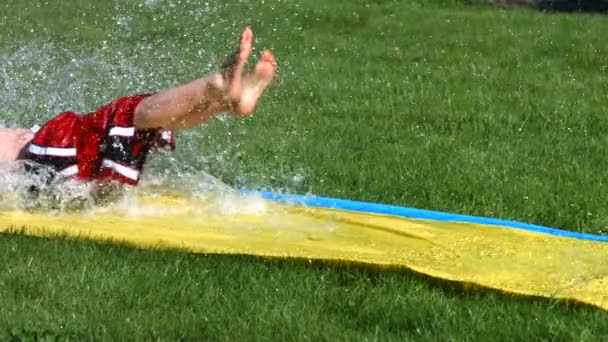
<box><xmin>206</xmin><ymin>73</ymin><xmax>226</xmax><ymax>94</ymax></box>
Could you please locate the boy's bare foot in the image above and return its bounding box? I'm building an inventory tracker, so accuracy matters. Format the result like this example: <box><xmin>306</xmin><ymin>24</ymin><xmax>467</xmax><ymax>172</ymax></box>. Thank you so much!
<box><xmin>222</xmin><ymin>27</ymin><xmax>276</xmax><ymax>115</ymax></box>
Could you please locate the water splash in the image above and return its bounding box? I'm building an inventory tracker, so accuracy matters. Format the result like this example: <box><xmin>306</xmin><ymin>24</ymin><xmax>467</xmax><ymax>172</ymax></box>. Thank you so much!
<box><xmin>0</xmin><ymin>161</ymin><xmax>97</xmax><ymax>212</ymax></box>
<box><xmin>0</xmin><ymin>0</ymin><xmax>306</xmax><ymax>215</ymax></box>
<box><xmin>0</xmin><ymin>159</ymin><xmax>269</xmax><ymax>217</ymax></box>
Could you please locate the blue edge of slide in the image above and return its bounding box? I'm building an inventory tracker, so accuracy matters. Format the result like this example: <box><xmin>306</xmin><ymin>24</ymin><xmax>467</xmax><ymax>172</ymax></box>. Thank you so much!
<box><xmin>246</xmin><ymin>190</ymin><xmax>608</xmax><ymax>243</ymax></box>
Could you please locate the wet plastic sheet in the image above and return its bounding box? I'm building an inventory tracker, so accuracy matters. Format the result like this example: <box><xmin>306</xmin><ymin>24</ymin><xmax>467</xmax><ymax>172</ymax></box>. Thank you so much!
<box><xmin>1</xmin><ymin>193</ymin><xmax>607</xmax><ymax>310</ymax></box>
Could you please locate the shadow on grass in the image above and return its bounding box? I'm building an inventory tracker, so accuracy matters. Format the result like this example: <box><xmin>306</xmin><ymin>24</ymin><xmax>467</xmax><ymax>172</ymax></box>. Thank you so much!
<box><xmin>474</xmin><ymin>0</ymin><xmax>608</xmax><ymax>13</ymax></box>
<box><xmin>254</xmin><ymin>255</ymin><xmax>606</xmax><ymax>313</ymax></box>
<box><xmin>539</xmin><ymin>0</ymin><xmax>608</xmax><ymax>12</ymax></box>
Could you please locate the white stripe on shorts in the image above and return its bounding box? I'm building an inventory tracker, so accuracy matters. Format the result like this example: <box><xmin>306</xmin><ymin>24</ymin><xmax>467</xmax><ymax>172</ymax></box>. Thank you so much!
<box><xmin>108</xmin><ymin>126</ymin><xmax>135</xmax><ymax>137</ymax></box>
<box><xmin>101</xmin><ymin>159</ymin><xmax>140</xmax><ymax>181</ymax></box>
<box><xmin>28</xmin><ymin>144</ymin><xmax>77</xmax><ymax>157</ymax></box>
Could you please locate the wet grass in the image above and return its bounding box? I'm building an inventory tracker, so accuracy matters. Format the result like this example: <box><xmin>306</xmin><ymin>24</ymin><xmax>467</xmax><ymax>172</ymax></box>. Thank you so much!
<box><xmin>1</xmin><ymin>0</ymin><xmax>608</xmax><ymax>339</ymax></box>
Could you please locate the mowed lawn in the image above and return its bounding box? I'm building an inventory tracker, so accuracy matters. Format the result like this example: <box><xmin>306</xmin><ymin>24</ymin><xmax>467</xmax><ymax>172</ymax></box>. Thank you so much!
<box><xmin>1</xmin><ymin>0</ymin><xmax>608</xmax><ymax>339</ymax></box>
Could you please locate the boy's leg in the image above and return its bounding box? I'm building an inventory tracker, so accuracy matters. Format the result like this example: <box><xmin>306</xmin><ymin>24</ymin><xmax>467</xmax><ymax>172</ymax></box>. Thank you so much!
<box><xmin>0</xmin><ymin>128</ymin><xmax>35</xmax><ymax>163</ymax></box>
<box><xmin>133</xmin><ymin>27</ymin><xmax>276</xmax><ymax>130</ymax></box>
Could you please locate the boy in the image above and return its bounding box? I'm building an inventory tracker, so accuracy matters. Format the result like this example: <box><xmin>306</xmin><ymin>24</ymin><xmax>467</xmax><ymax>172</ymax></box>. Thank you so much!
<box><xmin>0</xmin><ymin>26</ymin><xmax>275</xmax><ymax>187</ymax></box>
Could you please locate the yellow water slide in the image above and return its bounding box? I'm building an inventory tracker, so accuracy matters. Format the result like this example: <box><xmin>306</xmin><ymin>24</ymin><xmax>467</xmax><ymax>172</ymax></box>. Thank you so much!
<box><xmin>2</xmin><ymin>190</ymin><xmax>607</xmax><ymax>310</ymax></box>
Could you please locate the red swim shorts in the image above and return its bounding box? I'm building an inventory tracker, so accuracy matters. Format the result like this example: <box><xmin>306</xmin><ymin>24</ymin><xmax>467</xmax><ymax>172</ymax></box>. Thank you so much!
<box><xmin>24</xmin><ymin>95</ymin><xmax>175</xmax><ymax>186</ymax></box>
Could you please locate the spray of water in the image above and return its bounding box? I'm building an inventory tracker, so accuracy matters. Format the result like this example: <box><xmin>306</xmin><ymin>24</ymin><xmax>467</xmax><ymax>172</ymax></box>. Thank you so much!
<box><xmin>0</xmin><ymin>161</ymin><xmax>97</xmax><ymax>212</ymax></box>
<box><xmin>0</xmin><ymin>0</ymin><xmax>308</xmax><ymax>216</ymax></box>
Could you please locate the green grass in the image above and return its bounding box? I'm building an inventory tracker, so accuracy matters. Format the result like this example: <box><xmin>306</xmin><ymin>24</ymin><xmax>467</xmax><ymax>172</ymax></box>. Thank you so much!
<box><xmin>1</xmin><ymin>234</ymin><xmax>607</xmax><ymax>340</ymax></box>
<box><xmin>1</xmin><ymin>0</ymin><xmax>608</xmax><ymax>339</ymax></box>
